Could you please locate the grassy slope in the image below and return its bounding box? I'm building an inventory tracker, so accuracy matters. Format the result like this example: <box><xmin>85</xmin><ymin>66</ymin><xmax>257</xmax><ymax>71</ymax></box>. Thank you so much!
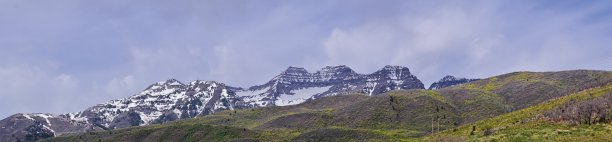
<box><xmin>429</xmin><ymin>84</ymin><xmax>612</xmax><ymax>141</ymax></box>
<box><xmin>44</xmin><ymin>70</ymin><xmax>612</xmax><ymax>142</ymax></box>
<box><xmin>438</xmin><ymin>70</ymin><xmax>612</xmax><ymax>123</ymax></box>
<box><xmin>47</xmin><ymin>124</ymin><xmax>271</xmax><ymax>142</ymax></box>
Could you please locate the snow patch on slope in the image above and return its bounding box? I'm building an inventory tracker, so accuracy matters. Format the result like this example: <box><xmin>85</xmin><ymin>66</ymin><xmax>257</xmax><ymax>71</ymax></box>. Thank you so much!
<box><xmin>35</xmin><ymin>114</ymin><xmax>54</xmax><ymax>126</ymax></box>
<box><xmin>138</xmin><ymin>111</ymin><xmax>162</xmax><ymax>126</ymax></box>
<box><xmin>236</xmin><ymin>87</ymin><xmax>271</xmax><ymax>106</ymax></box>
<box><xmin>276</xmin><ymin>86</ymin><xmax>332</xmax><ymax>106</ymax></box>
<box><xmin>364</xmin><ymin>82</ymin><xmax>378</xmax><ymax>96</ymax></box>
<box><xmin>22</xmin><ymin>114</ymin><xmax>34</xmax><ymax>121</ymax></box>
<box><xmin>41</xmin><ymin>124</ymin><xmax>56</xmax><ymax>137</ymax></box>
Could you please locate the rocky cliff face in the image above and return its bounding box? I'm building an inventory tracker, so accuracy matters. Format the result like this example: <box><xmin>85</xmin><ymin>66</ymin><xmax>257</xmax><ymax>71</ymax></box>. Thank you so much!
<box><xmin>428</xmin><ymin>75</ymin><xmax>479</xmax><ymax>90</ymax></box>
<box><xmin>0</xmin><ymin>65</ymin><xmax>425</xmax><ymax>141</ymax></box>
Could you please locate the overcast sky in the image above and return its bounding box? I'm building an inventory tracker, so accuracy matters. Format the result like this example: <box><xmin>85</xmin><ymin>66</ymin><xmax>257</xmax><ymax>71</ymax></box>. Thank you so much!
<box><xmin>1</xmin><ymin>0</ymin><xmax>611</xmax><ymax>118</ymax></box>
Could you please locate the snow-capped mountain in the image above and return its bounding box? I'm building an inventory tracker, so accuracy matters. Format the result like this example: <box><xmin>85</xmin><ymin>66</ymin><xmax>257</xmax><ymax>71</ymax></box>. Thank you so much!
<box><xmin>0</xmin><ymin>65</ymin><xmax>425</xmax><ymax>141</ymax></box>
<box><xmin>238</xmin><ymin>65</ymin><xmax>424</xmax><ymax>106</ymax></box>
<box><xmin>69</xmin><ymin>79</ymin><xmax>247</xmax><ymax>129</ymax></box>
<box><xmin>428</xmin><ymin>75</ymin><xmax>480</xmax><ymax>90</ymax></box>
<box><xmin>1</xmin><ymin>80</ymin><xmax>245</xmax><ymax>141</ymax></box>
<box><xmin>0</xmin><ymin>113</ymin><xmax>102</xmax><ymax>141</ymax></box>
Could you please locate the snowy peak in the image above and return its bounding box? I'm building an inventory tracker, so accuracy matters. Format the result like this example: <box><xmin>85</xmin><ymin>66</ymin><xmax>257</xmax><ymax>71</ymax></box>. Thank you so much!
<box><xmin>239</xmin><ymin>65</ymin><xmax>425</xmax><ymax>106</ymax></box>
<box><xmin>428</xmin><ymin>75</ymin><xmax>480</xmax><ymax>90</ymax></box>
<box><xmin>281</xmin><ymin>66</ymin><xmax>309</xmax><ymax>75</ymax></box>
<box><xmin>157</xmin><ymin>78</ymin><xmax>184</xmax><ymax>86</ymax></box>
<box><xmin>188</xmin><ymin>80</ymin><xmax>221</xmax><ymax>85</ymax></box>
<box><xmin>316</xmin><ymin>65</ymin><xmax>358</xmax><ymax>81</ymax></box>
<box><xmin>136</xmin><ymin>79</ymin><xmax>184</xmax><ymax>98</ymax></box>
<box><xmin>63</xmin><ymin>78</ymin><xmax>244</xmax><ymax>131</ymax></box>
<box><xmin>360</xmin><ymin>65</ymin><xmax>424</xmax><ymax>95</ymax></box>
<box><xmin>0</xmin><ymin>65</ymin><xmax>426</xmax><ymax>141</ymax></box>
<box><xmin>273</xmin><ymin>65</ymin><xmax>359</xmax><ymax>83</ymax></box>
<box><xmin>317</xmin><ymin>65</ymin><xmax>356</xmax><ymax>74</ymax></box>
<box><xmin>280</xmin><ymin>65</ymin><xmax>357</xmax><ymax>76</ymax></box>
<box><xmin>380</xmin><ymin>65</ymin><xmax>410</xmax><ymax>71</ymax></box>
<box><xmin>188</xmin><ymin>80</ymin><xmax>224</xmax><ymax>92</ymax></box>
<box><xmin>146</xmin><ymin>78</ymin><xmax>184</xmax><ymax>90</ymax></box>
<box><xmin>272</xmin><ymin>67</ymin><xmax>312</xmax><ymax>83</ymax></box>
<box><xmin>371</xmin><ymin>65</ymin><xmax>413</xmax><ymax>80</ymax></box>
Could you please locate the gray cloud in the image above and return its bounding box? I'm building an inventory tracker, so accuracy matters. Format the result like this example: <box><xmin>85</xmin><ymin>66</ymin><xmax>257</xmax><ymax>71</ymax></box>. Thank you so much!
<box><xmin>1</xmin><ymin>0</ymin><xmax>611</xmax><ymax>118</ymax></box>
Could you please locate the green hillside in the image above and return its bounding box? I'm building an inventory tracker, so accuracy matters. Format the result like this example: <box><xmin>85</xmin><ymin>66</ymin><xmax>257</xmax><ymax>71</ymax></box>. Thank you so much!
<box><xmin>43</xmin><ymin>70</ymin><xmax>612</xmax><ymax>142</ymax></box>
<box><xmin>429</xmin><ymin>84</ymin><xmax>612</xmax><ymax>141</ymax></box>
<box><xmin>439</xmin><ymin>70</ymin><xmax>612</xmax><ymax>123</ymax></box>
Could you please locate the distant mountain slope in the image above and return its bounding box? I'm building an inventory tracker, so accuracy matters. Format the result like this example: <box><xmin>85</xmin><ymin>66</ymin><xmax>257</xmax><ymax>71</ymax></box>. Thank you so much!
<box><xmin>0</xmin><ymin>65</ymin><xmax>425</xmax><ymax>141</ymax></box>
<box><xmin>43</xmin><ymin>70</ymin><xmax>612</xmax><ymax>142</ymax></box>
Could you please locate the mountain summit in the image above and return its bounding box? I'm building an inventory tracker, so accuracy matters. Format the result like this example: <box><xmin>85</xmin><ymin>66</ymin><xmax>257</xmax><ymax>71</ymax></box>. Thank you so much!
<box><xmin>239</xmin><ymin>65</ymin><xmax>424</xmax><ymax>106</ymax></box>
<box><xmin>0</xmin><ymin>65</ymin><xmax>425</xmax><ymax>141</ymax></box>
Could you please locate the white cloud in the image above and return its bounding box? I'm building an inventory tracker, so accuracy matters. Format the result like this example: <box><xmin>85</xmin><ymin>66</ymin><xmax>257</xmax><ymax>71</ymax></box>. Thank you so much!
<box><xmin>104</xmin><ymin>75</ymin><xmax>137</xmax><ymax>98</ymax></box>
<box><xmin>54</xmin><ymin>74</ymin><xmax>78</xmax><ymax>85</ymax></box>
<box><xmin>0</xmin><ymin>64</ymin><xmax>87</xmax><ymax>117</ymax></box>
<box><xmin>324</xmin><ymin>27</ymin><xmax>396</xmax><ymax>73</ymax></box>
<box><xmin>128</xmin><ymin>47</ymin><xmax>209</xmax><ymax>81</ymax></box>
<box><xmin>321</xmin><ymin>1</ymin><xmax>612</xmax><ymax>86</ymax></box>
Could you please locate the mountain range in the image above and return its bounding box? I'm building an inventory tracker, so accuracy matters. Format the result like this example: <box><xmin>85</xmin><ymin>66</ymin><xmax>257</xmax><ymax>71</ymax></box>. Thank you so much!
<box><xmin>4</xmin><ymin>65</ymin><xmax>609</xmax><ymax>142</ymax></box>
<box><xmin>41</xmin><ymin>69</ymin><xmax>612</xmax><ymax>142</ymax></box>
<box><xmin>0</xmin><ymin>65</ymin><xmax>450</xmax><ymax>141</ymax></box>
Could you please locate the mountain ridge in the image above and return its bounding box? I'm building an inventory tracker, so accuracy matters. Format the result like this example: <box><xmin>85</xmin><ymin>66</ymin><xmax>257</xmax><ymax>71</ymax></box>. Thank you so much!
<box><xmin>0</xmin><ymin>65</ymin><xmax>426</xmax><ymax>141</ymax></box>
<box><xmin>239</xmin><ymin>65</ymin><xmax>424</xmax><ymax>106</ymax></box>
<box><xmin>42</xmin><ymin>70</ymin><xmax>612</xmax><ymax>142</ymax></box>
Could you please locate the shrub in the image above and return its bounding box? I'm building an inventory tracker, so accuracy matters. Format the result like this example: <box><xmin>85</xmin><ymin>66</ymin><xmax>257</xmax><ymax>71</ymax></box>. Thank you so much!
<box><xmin>543</xmin><ymin>93</ymin><xmax>612</xmax><ymax>125</ymax></box>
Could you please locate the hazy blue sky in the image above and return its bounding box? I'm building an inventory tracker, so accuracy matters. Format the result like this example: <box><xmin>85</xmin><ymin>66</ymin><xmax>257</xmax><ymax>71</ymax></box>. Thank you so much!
<box><xmin>1</xmin><ymin>0</ymin><xmax>611</xmax><ymax>118</ymax></box>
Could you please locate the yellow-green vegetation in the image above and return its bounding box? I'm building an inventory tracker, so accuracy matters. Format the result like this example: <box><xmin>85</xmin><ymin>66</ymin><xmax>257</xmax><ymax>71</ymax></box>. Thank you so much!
<box><xmin>440</xmin><ymin>70</ymin><xmax>612</xmax><ymax>123</ymax></box>
<box><xmin>429</xmin><ymin>84</ymin><xmax>612</xmax><ymax>141</ymax></box>
<box><xmin>331</xmin><ymin>90</ymin><xmax>459</xmax><ymax>134</ymax></box>
<box><xmin>44</xmin><ymin>70</ymin><xmax>612</xmax><ymax>142</ymax></box>
<box><xmin>291</xmin><ymin>127</ymin><xmax>423</xmax><ymax>142</ymax></box>
<box><xmin>424</xmin><ymin>90</ymin><xmax>446</xmax><ymax>103</ymax></box>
